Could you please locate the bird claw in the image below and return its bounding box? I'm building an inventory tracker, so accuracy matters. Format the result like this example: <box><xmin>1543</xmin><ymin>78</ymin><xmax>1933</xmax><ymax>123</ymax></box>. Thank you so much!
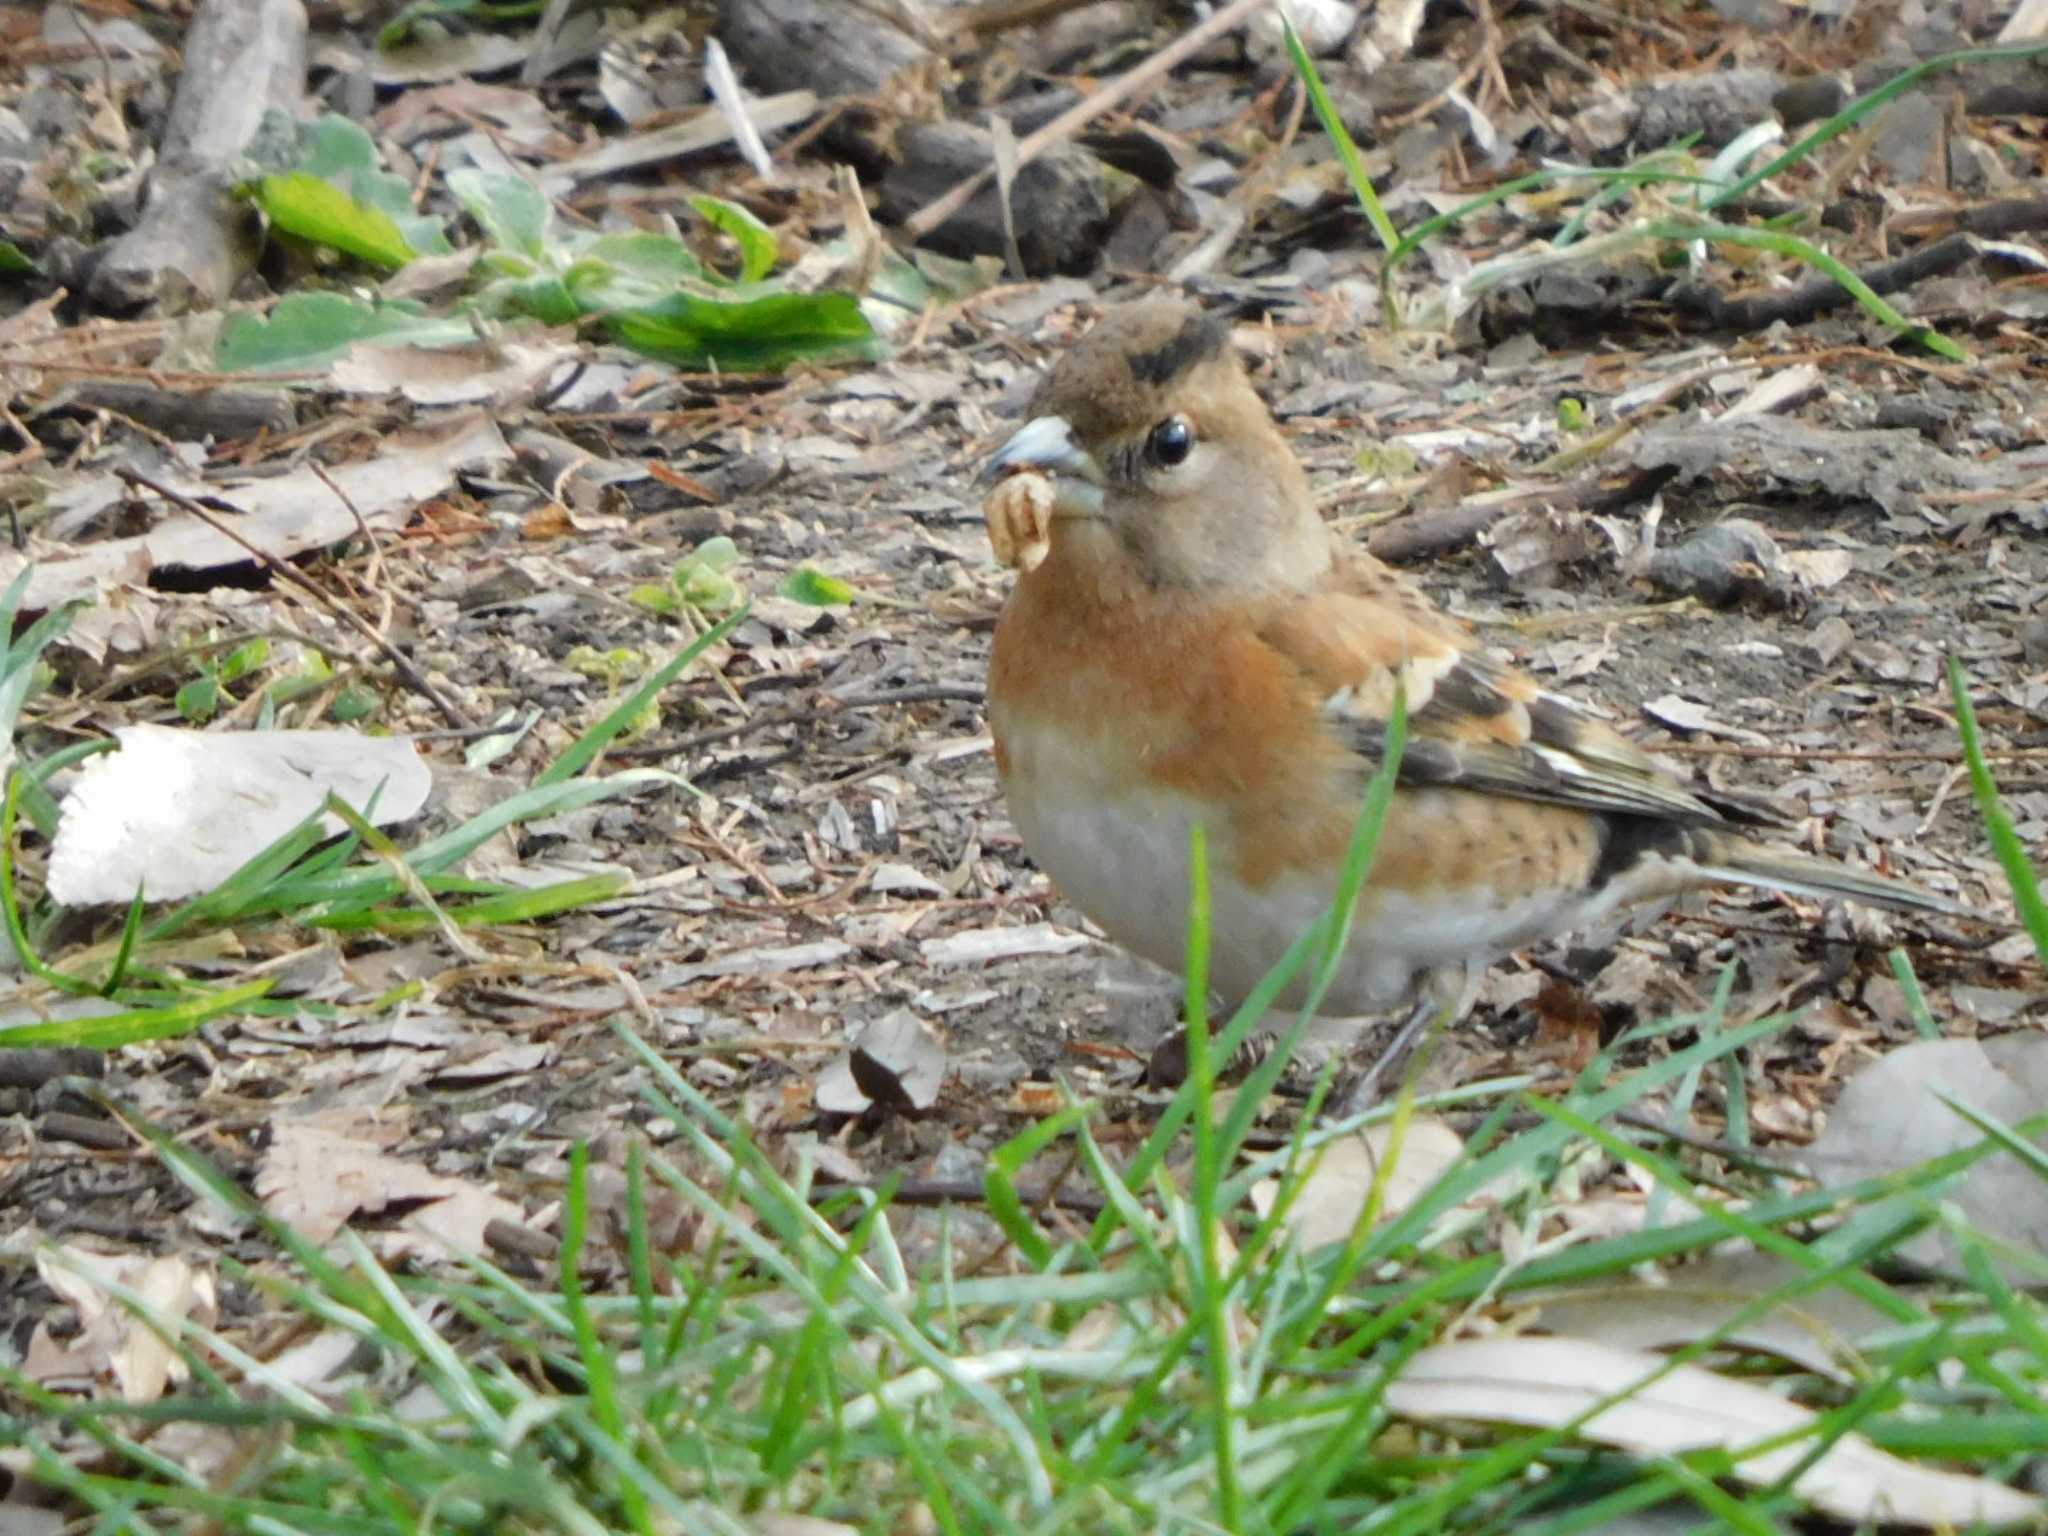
<box><xmin>984</xmin><ymin>470</ymin><xmax>1053</xmax><ymax>574</ymax></box>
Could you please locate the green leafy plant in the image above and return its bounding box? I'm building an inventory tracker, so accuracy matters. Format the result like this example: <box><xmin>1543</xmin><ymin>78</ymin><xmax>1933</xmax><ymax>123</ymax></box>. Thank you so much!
<box><xmin>631</xmin><ymin>536</ymin><xmax>747</xmax><ymax>624</ymax></box>
<box><xmin>1353</xmin><ymin>442</ymin><xmax>1418</xmax><ymax>482</ymax></box>
<box><xmin>564</xmin><ymin>648</ymin><xmax>663</xmax><ymax>741</ymax></box>
<box><xmin>218</xmin><ymin>292</ymin><xmax>478</xmax><ymax>373</ymax></box>
<box><xmin>781</xmin><ymin>566</ymin><xmax>855</xmax><ymax>606</ymax></box>
<box><xmin>376</xmin><ymin>0</ymin><xmax>544</xmax><ymax>49</ymax></box>
<box><xmin>246</xmin><ymin>115</ymin><xmax>451</xmax><ymax>270</ymax></box>
<box><xmin>779</xmin><ymin>564</ymin><xmax>917</xmax><ymax>610</ymax></box>
<box><xmin>452</xmin><ymin>170</ymin><xmax>884</xmax><ymax>371</ymax></box>
<box><xmin>173</xmin><ymin>637</ymin><xmax>271</xmax><ymax>724</ymax></box>
<box><xmin>1285</xmin><ymin>22</ymin><xmax>2048</xmax><ymax>357</ymax></box>
<box><xmin>225</xmin><ymin>150</ymin><xmax>885</xmax><ymax>373</ymax></box>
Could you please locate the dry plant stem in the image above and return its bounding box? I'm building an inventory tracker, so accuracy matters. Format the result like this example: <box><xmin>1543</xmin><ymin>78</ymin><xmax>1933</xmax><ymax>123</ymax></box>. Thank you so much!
<box><xmin>312</xmin><ymin>461</ymin><xmax>394</xmax><ymax>635</ymax></box>
<box><xmin>1476</xmin><ymin>599</ymin><xmax>1697</xmax><ymax>636</ymax></box>
<box><xmin>1554</xmin><ymin>0</ymin><xmax>1689</xmax><ymax>45</ymax></box>
<box><xmin>941</xmin><ymin>0</ymin><xmax>1104</xmax><ymax>34</ymax></box>
<box><xmin>1479</xmin><ymin>0</ymin><xmax>1512</xmax><ymax>113</ymax></box>
<box><xmin>113</xmin><ymin>468</ymin><xmax>473</xmax><ymax>730</ymax></box>
<box><xmin>1381</xmin><ymin>20</ymin><xmax>1496</xmax><ymax>132</ymax></box>
<box><xmin>1916</xmin><ymin>761</ymin><xmax>1970</xmax><ymax>836</ymax></box>
<box><xmin>1532</xmin><ymin>362</ymin><xmax>1728</xmax><ymax>476</ymax></box>
<box><xmin>904</xmin><ymin>0</ymin><xmax>1278</xmax><ymax>241</ymax></box>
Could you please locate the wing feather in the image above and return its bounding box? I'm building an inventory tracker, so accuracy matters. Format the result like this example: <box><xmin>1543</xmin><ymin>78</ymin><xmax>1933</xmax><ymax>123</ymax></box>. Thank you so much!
<box><xmin>1261</xmin><ymin>565</ymin><xmax>1725</xmax><ymax>827</ymax></box>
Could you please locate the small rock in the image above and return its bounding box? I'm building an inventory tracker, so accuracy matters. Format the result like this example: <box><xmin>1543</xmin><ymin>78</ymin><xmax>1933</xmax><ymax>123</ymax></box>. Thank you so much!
<box><xmin>1871</xmin><ymin>92</ymin><xmax>1943</xmax><ymax>186</ymax></box>
<box><xmin>1646</xmin><ymin>518</ymin><xmax>1795</xmax><ymax>608</ymax></box>
<box><xmin>1247</xmin><ymin>0</ymin><xmax>1357</xmax><ymax>59</ymax></box>
<box><xmin>1704</xmin><ymin>0</ymin><xmax>1790</xmax><ymax>29</ymax></box>
<box><xmin>1950</xmin><ymin>135</ymin><xmax>2011</xmax><ymax>195</ymax></box>
<box><xmin>1872</xmin><ymin>396</ymin><xmax>1952</xmax><ymax>443</ymax></box>
<box><xmin>1802</xmin><ymin>614</ymin><xmax>1857</xmax><ymax>667</ymax></box>
<box><xmin>1633</xmin><ymin>68</ymin><xmax>1780</xmax><ymax>150</ymax></box>
<box><xmin>1773</xmin><ymin>74</ymin><xmax>1851</xmax><ymax>126</ymax></box>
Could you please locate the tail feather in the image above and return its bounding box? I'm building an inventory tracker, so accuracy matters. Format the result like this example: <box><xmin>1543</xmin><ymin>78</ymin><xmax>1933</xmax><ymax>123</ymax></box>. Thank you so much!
<box><xmin>1693</xmin><ymin>834</ymin><xmax>1967</xmax><ymax>918</ymax></box>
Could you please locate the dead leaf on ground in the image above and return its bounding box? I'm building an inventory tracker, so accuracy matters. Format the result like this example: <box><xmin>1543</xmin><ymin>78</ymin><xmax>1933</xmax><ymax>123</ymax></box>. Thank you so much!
<box><xmin>0</xmin><ymin>412</ymin><xmax>511</xmax><ymax>609</ymax></box>
<box><xmin>1805</xmin><ymin>1036</ymin><xmax>2048</xmax><ymax>1281</ymax></box>
<box><xmin>1386</xmin><ymin>1336</ymin><xmax>2042</xmax><ymax>1527</ymax></box>
<box><xmin>817</xmin><ymin>1009</ymin><xmax>946</xmax><ymax>1115</ymax></box>
<box><xmin>1524</xmin><ymin>1247</ymin><xmax>1895</xmax><ymax>1381</ymax></box>
<box><xmin>48</xmin><ymin>725</ymin><xmax>433</xmax><ymax>905</ymax></box>
<box><xmin>1250</xmin><ymin>1116</ymin><xmax>1466</xmax><ymax>1249</ymax></box>
<box><xmin>27</xmin><ymin>1247</ymin><xmax>217</xmax><ymax>1403</ymax></box>
<box><xmin>255</xmin><ymin>1110</ymin><xmax>526</xmax><ymax>1263</ymax></box>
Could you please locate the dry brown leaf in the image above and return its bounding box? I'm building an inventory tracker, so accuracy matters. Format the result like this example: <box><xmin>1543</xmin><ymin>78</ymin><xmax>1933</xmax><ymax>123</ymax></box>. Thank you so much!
<box><xmin>30</xmin><ymin>1248</ymin><xmax>218</xmax><ymax>1403</ymax></box>
<box><xmin>1388</xmin><ymin>1336</ymin><xmax>2042</xmax><ymax>1527</ymax></box>
<box><xmin>1251</xmin><ymin>1117</ymin><xmax>1466</xmax><ymax>1250</ymax></box>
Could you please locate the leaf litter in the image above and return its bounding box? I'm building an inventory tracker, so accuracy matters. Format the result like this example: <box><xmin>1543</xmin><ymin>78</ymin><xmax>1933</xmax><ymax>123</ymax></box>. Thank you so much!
<box><xmin>3</xmin><ymin>0</ymin><xmax>2048</xmax><ymax>1522</ymax></box>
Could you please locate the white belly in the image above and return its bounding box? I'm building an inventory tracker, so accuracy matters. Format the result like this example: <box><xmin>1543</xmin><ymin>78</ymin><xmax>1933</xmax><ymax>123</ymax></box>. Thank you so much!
<box><xmin>1007</xmin><ymin>782</ymin><xmax>1590</xmax><ymax>1015</ymax></box>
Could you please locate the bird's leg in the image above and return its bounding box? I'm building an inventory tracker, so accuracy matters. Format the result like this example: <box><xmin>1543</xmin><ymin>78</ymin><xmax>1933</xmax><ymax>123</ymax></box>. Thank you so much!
<box><xmin>1146</xmin><ymin>1002</ymin><xmax>1358</xmax><ymax>1090</ymax></box>
<box><xmin>1330</xmin><ymin>962</ymin><xmax>1483</xmax><ymax>1119</ymax></box>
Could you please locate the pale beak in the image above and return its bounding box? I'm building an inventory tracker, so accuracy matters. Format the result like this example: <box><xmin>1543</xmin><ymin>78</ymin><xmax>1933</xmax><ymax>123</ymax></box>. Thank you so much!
<box><xmin>981</xmin><ymin>414</ymin><xmax>1107</xmax><ymax>520</ymax></box>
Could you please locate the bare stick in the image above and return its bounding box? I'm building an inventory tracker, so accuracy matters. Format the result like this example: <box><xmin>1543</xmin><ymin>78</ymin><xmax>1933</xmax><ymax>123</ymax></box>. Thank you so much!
<box><xmin>904</xmin><ymin>0</ymin><xmax>1277</xmax><ymax>241</ymax></box>
<box><xmin>114</xmin><ymin>468</ymin><xmax>472</xmax><ymax>730</ymax></box>
<box><xmin>941</xmin><ymin>0</ymin><xmax>1106</xmax><ymax>35</ymax></box>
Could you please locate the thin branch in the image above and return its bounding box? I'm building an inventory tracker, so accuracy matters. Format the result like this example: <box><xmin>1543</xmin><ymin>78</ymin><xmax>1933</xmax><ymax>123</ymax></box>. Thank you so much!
<box><xmin>904</xmin><ymin>0</ymin><xmax>1277</xmax><ymax>241</ymax></box>
<box><xmin>113</xmin><ymin>468</ymin><xmax>472</xmax><ymax>730</ymax></box>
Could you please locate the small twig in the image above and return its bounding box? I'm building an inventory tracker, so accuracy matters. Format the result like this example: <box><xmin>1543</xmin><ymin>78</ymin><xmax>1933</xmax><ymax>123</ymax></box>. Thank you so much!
<box><xmin>113</xmin><ymin>468</ymin><xmax>472</xmax><ymax>730</ymax></box>
<box><xmin>1916</xmin><ymin>762</ymin><xmax>1970</xmax><ymax>836</ymax></box>
<box><xmin>682</xmin><ymin>819</ymin><xmax>788</xmax><ymax>908</ymax></box>
<box><xmin>312</xmin><ymin>461</ymin><xmax>396</xmax><ymax>646</ymax></box>
<box><xmin>0</xmin><ymin>399</ymin><xmax>38</xmax><ymax>549</ymax></box>
<box><xmin>0</xmin><ymin>358</ymin><xmax>327</xmax><ymax>388</ymax></box>
<box><xmin>610</xmin><ymin>684</ymin><xmax>986</xmax><ymax>761</ymax></box>
<box><xmin>940</xmin><ymin>0</ymin><xmax>1104</xmax><ymax>34</ymax></box>
<box><xmin>1381</xmin><ymin>26</ymin><xmax>1494</xmax><ymax>133</ymax></box>
<box><xmin>904</xmin><ymin>0</ymin><xmax>1277</xmax><ymax>241</ymax></box>
<box><xmin>1531</xmin><ymin>362</ymin><xmax>1728</xmax><ymax>476</ymax></box>
<box><xmin>1551</xmin><ymin>0</ymin><xmax>1690</xmax><ymax>46</ymax></box>
<box><xmin>1611</xmin><ymin>1109</ymin><xmax>1805</xmax><ymax>1173</ymax></box>
<box><xmin>409</xmin><ymin>719</ymin><xmax>535</xmax><ymax>743</ymax></box>
<box><xmin>1474</xmin><ymin>598</ymin><xmax>1698</xmax><ymax>636</ymax></box>
<box><xmin>838</xmin><ymin>684</ymin><xmax>986</xmax><ymax>709</ymax></box>
<box><xmin>1668</xmin><ymin>232</ymin><xmax>1982</xmax><ymax>334</ymax></box>
<box><xmin>313</xmin><ymin>462</ymin><xmax>385</xmax><ymax>590</ymax></box>
<box><xmin>812</xmin><ymin>1175</ymin><xmax>1109</xmax><ymax>1218</ymax></box>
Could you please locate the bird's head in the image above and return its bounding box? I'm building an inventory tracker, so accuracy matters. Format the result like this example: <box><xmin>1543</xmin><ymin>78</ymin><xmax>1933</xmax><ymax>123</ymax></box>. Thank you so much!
<box><xmin>983</xmin><ymin>297</ymin><xmax>1330</xmax><ymax>593</ymax></box>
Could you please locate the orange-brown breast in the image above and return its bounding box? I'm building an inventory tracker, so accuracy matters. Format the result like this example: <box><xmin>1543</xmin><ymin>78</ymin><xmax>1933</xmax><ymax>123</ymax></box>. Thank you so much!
<box><xmin>990</xmin><ymin>533</ymin><xmax>1612</xmax><ymax>904</ymax></box>
<box><xmin>991</xmin><ymin>532</ymin><xmax>1353</xmax><ymax>886</ymax></box>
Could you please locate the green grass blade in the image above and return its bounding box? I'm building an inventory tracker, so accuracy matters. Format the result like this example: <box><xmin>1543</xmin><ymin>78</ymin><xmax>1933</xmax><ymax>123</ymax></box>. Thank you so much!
<box><xmin>1950</xmin><ymin>655</ymin><xmax>2048</xmax><ymax>965</ymax></box>
<box><xmin>539</xmin><ymin>606</ymin><xmax>746</xmax><ymax>786</ymax></box>
<box><xmin>0</xmin><ymin>977</ymin><xmax>273</xmax><ymax>1049</ymax></box>
<box><xmin>1283</xmin><ymin>17</ymin><xmax>1398</xmax><ymax>256</ymax></box>
<box><xmin>1648</xmin><ymin>216</ymin><xmax>1967</xmax><ymax>361</ymax></box>
<box><xmin>1705</xmin><ymin>41</ymin><xmax>2048</xmax><ymax>214</ymax></box>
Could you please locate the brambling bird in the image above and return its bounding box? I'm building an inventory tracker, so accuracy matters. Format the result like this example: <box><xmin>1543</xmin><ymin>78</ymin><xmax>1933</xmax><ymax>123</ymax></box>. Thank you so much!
<box><xmin>982</xmin><ymin>296</ymin><xmax>1961</xmax><ymax>1053</ymax></box>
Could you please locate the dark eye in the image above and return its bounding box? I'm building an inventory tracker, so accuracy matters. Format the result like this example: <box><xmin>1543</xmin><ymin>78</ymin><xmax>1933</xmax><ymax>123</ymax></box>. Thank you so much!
<box><xmin>1146</xmin><ymin>415</ymin><xmax>1194</xmax><ymax>469</ymax></box>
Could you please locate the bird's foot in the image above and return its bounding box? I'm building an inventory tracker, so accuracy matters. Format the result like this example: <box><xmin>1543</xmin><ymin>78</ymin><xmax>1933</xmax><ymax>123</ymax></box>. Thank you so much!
<box><xmin>1144</xmin><ymin>1011</ymin><xmax>1361</xmax><ymax>1092</ymax></box>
